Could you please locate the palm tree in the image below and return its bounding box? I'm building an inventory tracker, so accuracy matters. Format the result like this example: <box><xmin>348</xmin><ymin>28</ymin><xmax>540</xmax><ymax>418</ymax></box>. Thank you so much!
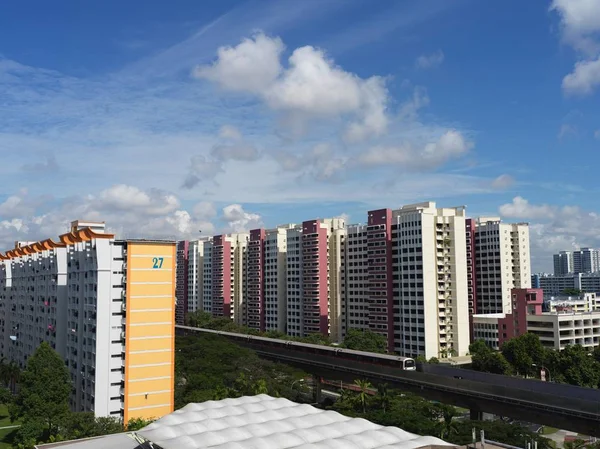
<box><xmin>354</xmin><ymin>379</ymin><xmax>372</xmax><ymax>413</ymax></box>
<box><xmin>438</xmin><ymin>404</ymin><xmax>459</xmax><ymax>440</ymax></box>
<box><xmin>376</xmin><ymin>383</ymin><xmax>390</xmax><ymax>413</ymax></box>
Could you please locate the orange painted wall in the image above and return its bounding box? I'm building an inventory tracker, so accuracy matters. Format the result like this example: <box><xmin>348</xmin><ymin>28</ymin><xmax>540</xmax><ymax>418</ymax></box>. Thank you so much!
<box><xmin>124</xmin><ymin>241</ymin><xmax>175</xmax><ymax>422</ymax></box>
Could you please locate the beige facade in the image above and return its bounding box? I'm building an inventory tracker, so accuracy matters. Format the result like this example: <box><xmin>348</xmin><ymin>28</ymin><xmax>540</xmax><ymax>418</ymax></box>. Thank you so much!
<box><xmin>474</xmin><ymin>218</ymin><xmax>531</xmax><ymax>314</ymax></box>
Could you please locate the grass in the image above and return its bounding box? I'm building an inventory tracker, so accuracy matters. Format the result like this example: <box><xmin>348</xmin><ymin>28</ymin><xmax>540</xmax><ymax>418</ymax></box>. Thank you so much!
<box><xmin>542</xmin><ymin>426</ymin><xmax>559</xmax><ymax>435</ymax></box>
<box><xmin>0</xmin><ymin>427</ymin><xmax>18</xmax><ymax>449</ymax></box>
<box><xmin>0</xmin><ymin>404</ymin><xmax>21</xmax><ymax>449</ymax></box>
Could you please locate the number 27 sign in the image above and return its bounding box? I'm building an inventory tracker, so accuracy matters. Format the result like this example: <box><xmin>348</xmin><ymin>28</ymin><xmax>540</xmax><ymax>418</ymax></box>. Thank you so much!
<box><xmin>152</xmin><ymin>257</ymin><xmax>164</xmax><ymax>269</ymax></box>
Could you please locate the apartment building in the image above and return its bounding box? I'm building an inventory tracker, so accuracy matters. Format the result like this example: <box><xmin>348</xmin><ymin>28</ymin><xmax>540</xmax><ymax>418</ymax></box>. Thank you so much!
<box><xmin>342</xmin><ymin>224</ymin><xmax>369</xmax><ymax>336</ymax></box>
<box><xmin>554</xmin><ymin>251</ymin><xmax>573</xmax><ymax>276</ymax></box>
<box><xmin>202</xmin><ymin>241</ymin><xmax>213</xmax><ymax>313</ymax></box>
<box><xmin>527</xmin><ymin>311</ymin><xmax>600</xmax><ymax>350</ymax></box>
<box><xmin>0</xmin><ymin>220</ymin><xmax>175</xmax><ymax>421</ymax></box>
<box><xmin>534</xmin><ymin>273</ymin><xmax>600</xmax><ymax>298</ymax></box>
<box><xmin>546</xmin><ymin>292</ymin><xmax>600</xmax><ymax>313</ymax></box>
<box><xmin>392</xmin><ymin>203</ymin><xmax>470</xmax><ymax>359</ymax></box>
<box><xmin>553</xmin><ymin>249</ymin><xmax>600</xmax><ymax>275</ymax></box>
<box><xmin>245</xmin><ymin>225</ymin><xmax>295</xmax><ymax>333</ymax></box>
<box><xmin>284</xmin><ymin>219</ymin><xmax>346</xmax><ymax>340</ymax></box>
<box><xmin>343</xmin><ymin>203</ymin><xmax>470</xmax><ymax>359</ymax></box>
<box><xmin>186</xmin><ymin>239</ymin><xmax>209</xmax><ymax>315</ymax></box>
<box><xmin>473</xmin><ymin>218</ymin><xmax>530</xmax><ymax>315</ymax></box>
<box><xmin>175</xmin><ymin>241</ymin><xmax>188</xmax><ymax>325</ymax></box>
<box><xmin>472</xmin><ymin>288</ymin><xmax>543</xmax><ymax>350</ymax></box>
<box><xmin>204</xmin><ymin>233</ymin><xmax>248</xmax><ymax>324</ymax></box>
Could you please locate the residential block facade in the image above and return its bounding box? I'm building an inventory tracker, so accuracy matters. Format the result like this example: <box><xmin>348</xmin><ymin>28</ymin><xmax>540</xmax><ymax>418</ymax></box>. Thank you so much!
<box><xmin>0</xmin><ymin>221</ymin><xmax>176</xmax><ymax>421</ymax></box>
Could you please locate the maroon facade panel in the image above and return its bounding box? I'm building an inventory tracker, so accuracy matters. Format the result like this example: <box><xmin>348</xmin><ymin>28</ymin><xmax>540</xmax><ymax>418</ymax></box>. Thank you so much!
<box><xmin>367</xmin><ymin>209</ymin><xmax>395</xmax><ymax>351</ymax></box>
<box><xmin>175</xmin><ymin>240</ymin><xmax>189</xmax><ymax>325</ymax></box>
<box><xmin>212</xmin><ymin>235</ymin><xmax>232</xmax><ymax>319</ymax></box>
<box><xmin>498</xmin><ymin>288</ymin><xmax>544</xmax><ymax>347</ymax></box>
<box><xmin>302</xmin><ymin>220</ymin><xmax>329</xmax><ymax>337</ymax></box>
<box><xmin>248</xmin><ymin>228</ymin><xmax>266</xmax><ymax>331</ymax></box>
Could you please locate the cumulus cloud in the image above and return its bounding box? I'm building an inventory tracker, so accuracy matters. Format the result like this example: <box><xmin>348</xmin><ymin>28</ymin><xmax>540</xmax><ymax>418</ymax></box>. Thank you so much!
<box><xmin>490</xmin><ymin>174</ymin><xmax>515</xmax><ymax>190</ymax></box>
<box><xmin>550</xmin><ymin>0</ymin><xmax>600</xmax><ymax>55</ymax></box>
<box><xmin>222</xmin><ymin>204</ymin><xmax>263</xmax><ymax>232</ymax></box>
<box><xmin>0</xmin><ymin>185</ymin><xmax>266</xmax><ymax>251</ymax></box>
<box><xmin>550</xmin><ymin>0</ymin><xmax>600</xmax><ymax>96</ymax></box>
<box><xmin>415</xmin><ymin>50</ymin><xmax>445</xmax><ymax>69</ymax></box>
<box><xmin>357</xmin><ymin>129</ymin><xmax>473</xmax><ymax>168</ymax></box>
<box><xmin>194</xmin><ymin>32</ymin><xmax>389</xmax><ymax>142</ymax></box>
<box><xmin>499</xmin><ymin>195</ymin><xmax>600</xmax><ymax>271</ymax></box>
<box><xmin>193</xmin><ymin>33</ymin><xmax>284</xmax><ymax>94</ymax></box>
<box><xmin>562</xmin><ymin>57</ymin><xmax>600</xmax><ymax>96</ymax></box>
<box><xmin>498</xmin><ymin>196</ymin><xmax>555</xmax><ymax>220</ymax></box>
<box><xmin>270</xmin><ymin>143</ymin><xmax>347</xmax><ymax>182</ymax></box>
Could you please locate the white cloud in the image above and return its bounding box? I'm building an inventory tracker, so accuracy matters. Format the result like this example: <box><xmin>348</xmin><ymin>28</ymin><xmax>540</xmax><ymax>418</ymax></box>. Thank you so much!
<box><xmin>222</xmin><ymin>204</ymin><xmax>262</xmax><ymax>232</ymax></box>
<box><xmin>499</xmin><ymin>195</ymin><xmax>600</xmax><ymax>271</ymax></box>
<box><xmin>594</xmin><ymin>129</ymin><xmax>600</xmax><ymax>139</ymax></box>
<box><xmin>193</xmin><ymin>33</ymin><xmax>284</xmax><ymax>94</ymax></box>
<box><xmin>181</xmin><ymin>155</ymin><xmax>224</xmax><ymax>189</ymax></box>
<box><xmin>194</xmin><ymin>32</ymin><xmax>389</xmax><ymax>142</ymax></box>
<box><xmin>498</xmin><ymin>196</ymin><xmax>555</xmax><ymax>220</ymax></box>
<box><xmin>550</xmin><ymin>0</ymin><xmax>600</xmax><ymax>55</ymax></box>
<box><xmin>550</xmin><ymin>0</ymin><xmax>600</xmax><ymax>96</ymax></box>
<box><xmin>562</xmin><ymin>56</ymin><xmax>600</xmax><ymax>95</ymax></box>
<box><xmin>357</xmin><ymin>129</ymin><xmax>473</xmax><ymax>168</ymax></box>
<box><xmin>415</xmin><ymin>50</ymin><xmax>445</xmax><ymax>69</ymax></box>
<box><xmin>490</xmin><ymin>174</ymin><xmax>515</xmax><ymax>190</ymax></box>
<box><xmin>0</xmin><ymin>185</ymin><xmax>268</xmax><ymax>251</ymax></box>
<box><xmin>219</xmin><ymin>125</ymin><xmax>243</xmax><ymax>141</ymax></box>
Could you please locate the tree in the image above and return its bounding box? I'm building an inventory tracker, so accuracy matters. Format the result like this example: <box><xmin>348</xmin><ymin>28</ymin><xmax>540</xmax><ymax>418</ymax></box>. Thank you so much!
<box><xmin>341</xmin><ymin>329</ymin><xmax>387</xmax><ymax>353</ymax></box>
<box><xmin>126</xmin><ymin>417</ymin><xmax>155</xmax><ymax>431</ymax></box>
<box><xmin>185</xmin><ymin>310</ymin><xmax>213</xmax><ymax>328</ymax></box>
<box><xmin>470</xmin><ymin>340</ymin><xmax>512</xmax><ymax>375</ymax></box>
<box><xmin>376</xmin><ymin>383</ymin><xmax>390</xmax><ymax>413</ymax></box>
<box><xmin>353</xmin><ymin>379</ymin><xmax>372</xmax><ymax>413</ymax></box>
<box><xmin>501</xmin><ymin>333</ymin><xmax>546</xmax><ymax>377</ymax></box>
<box><xmin>435</xmin><ymin>404</ymin><xmax>459</xmax><ymax>440</ymax></box>
<box><xmin>11</xmin><ymin>342</ymin><xmax>71</xmax><ymax>443</ymax></box>
<box><xmin>562</xmin><ymin>288</ymin><xmax>582</xmax><ymax>296</ymax></box>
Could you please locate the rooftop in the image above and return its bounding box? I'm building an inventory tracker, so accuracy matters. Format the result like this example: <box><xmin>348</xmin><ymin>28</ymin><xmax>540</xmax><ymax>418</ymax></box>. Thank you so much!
<box><xmin>38</xmin><ymin>395</ymin><xmax>453</xmax><ymax>449</ymax></box>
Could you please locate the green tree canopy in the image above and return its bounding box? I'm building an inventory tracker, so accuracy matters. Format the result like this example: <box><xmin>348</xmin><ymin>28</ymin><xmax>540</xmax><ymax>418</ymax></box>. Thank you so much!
<box><xmin>11</xmin><ymin>342</ymin><xmax>71</xmax><ymax>442</ymax></box>
<box><xmin>469</xmin><ymin>340</ymin><xmax>512</xmax><ymax>375</ymax></box>
<box><xmin>501</xmin><ymin>333</ymin><xmax>546</xmax><ymax>377</ymax></box>
<box><xmin>341</xmin><ymin>329</ymin><xmax>387</xmax><ymax>353</ymax></box>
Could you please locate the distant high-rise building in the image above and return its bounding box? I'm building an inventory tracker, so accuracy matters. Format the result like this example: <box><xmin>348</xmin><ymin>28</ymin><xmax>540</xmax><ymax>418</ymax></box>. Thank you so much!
<box><xmin>286</xmin><ymin>218</ymin><xmax>346</xmax><ymax>340</ymax></box>
<box><xmin>554</xmin><ymin>251</ymin><xmax>573</xmax><ymax>276</ymax></box>
<box><xmin>553</xmin><ymin>248</ymin><xmax>599</xmax><ymax>276</ymax></box>
<box><xmin>0</xmin><ymin>220</ymin><xmax>176</xmax><ymax>421</ymax></box>
<box><xmin>175</xmin><ymin>241</ymin><xmax>189</xmax><ymax>325</ymax></box>
<box><xmin>204</xmin><ymin>233</ymin><xmax>248</xmax><ymax>324</ymax></box>
<box><xmin>472</xmin><ymin>218</ymin><xmax>531</xmax><ymax>315</ymax></box>
<box><xmin>345</xmin><ymin>202</ymin><xmax>470</xmax><ymax>359</ymax></box>
<box><xmin>342</xmin><ymin>224</ymin><xmax>369</xmax><ymax>337</ymax></box>
<box><xmin>186</xmin><ymin>239</ymin><xmax>210</xmax><ymax>315</ymax></box>
<box><xmin>245</xmin><ymin>225</ymin><xmax>296</xmax><ymax>333</ymax></box>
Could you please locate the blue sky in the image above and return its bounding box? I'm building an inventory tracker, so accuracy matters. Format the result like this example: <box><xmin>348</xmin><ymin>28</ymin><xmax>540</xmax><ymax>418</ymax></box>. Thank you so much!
<box><xmin>0</xmin><ymin>0</ymin><xmax>599</xmax><ymax>271</ymax></box>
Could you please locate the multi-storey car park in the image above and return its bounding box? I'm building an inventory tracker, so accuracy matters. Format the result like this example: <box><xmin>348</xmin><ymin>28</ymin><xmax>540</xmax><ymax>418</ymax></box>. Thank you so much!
<box><xmin>0</xmin><ymin>220</ymin><xmax>176</xmax><ymax>422</ymax></box>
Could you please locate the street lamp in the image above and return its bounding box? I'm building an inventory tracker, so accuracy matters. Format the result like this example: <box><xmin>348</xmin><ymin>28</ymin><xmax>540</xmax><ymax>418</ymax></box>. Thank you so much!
<box><xmin>532</xmin><ymin>363</ymin><xmax>551</xmax><ymax>382</ymax></box>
